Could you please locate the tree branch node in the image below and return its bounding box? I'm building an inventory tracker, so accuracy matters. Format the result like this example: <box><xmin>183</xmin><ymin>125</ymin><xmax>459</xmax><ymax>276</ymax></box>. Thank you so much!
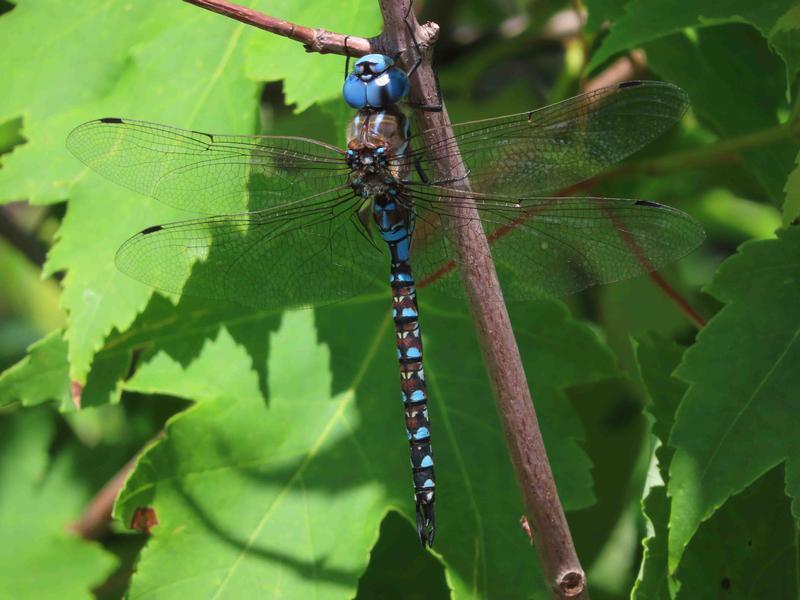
<box><xmin>558</xmin><ymin>570</ymin><xmax>586</xmax><ymax>597</ymax></box>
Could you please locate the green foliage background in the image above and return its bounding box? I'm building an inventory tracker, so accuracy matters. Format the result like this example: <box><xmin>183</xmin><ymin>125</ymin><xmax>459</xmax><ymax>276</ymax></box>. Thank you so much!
<box><xmin>0</xmin><ymin>0</ymin><xmax>798</xmax><ymax>598</ymax></box>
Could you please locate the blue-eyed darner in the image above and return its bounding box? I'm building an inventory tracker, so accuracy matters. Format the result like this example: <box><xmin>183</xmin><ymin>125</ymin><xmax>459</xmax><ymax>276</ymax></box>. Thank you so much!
<box><xmin>67</xmin><ymin>54</ymin><xmax>704</xmax><ymax>548</ymax></box>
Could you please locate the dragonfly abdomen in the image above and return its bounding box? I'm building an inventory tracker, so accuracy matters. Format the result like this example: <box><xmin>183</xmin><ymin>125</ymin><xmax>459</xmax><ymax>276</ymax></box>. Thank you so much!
<box><xmin>391</xmin><ymin>259</ymin><xmax>436</xmax><ymax>547</ymax></box>
<box><xmin>371</xmin><ymin>192</ymin><xmax>435</xmax><ymax>546</ymax></box>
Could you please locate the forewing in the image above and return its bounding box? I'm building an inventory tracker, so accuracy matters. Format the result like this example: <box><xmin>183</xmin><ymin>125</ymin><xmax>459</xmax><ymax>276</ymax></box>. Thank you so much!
<box><xmin>115</xmin><ymin>187</ymin><xmax>389</xmax><ymax>308</ymax></box>
<box><xmin>404</xmin><ymin>81</ymin><xmax>689</xmax><ymax>197</ymax></box>
<box><xmin>408</xmin><ymin>186</ymin><xmax>705</xmax><ymax>300</ymax></box>
<box><xmin>67</xmin><ymin>118</ymin><xmax>349</xmax><ymax>214</ymax></box>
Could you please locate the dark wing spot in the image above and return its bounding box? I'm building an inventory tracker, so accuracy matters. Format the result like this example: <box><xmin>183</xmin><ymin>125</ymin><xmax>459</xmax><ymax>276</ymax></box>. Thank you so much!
<box><xmin>619</xmin><ymin>81</ymin><xmax>643</xmax><ymax>88</ymax></box>
<box><xmin>634</xmin><ymin>200</ymin><xmax>662</xmax><ymax>208</ymax></box>
<box><xmin>191</xmin><ymin>129</ymin><xmax>214</xmax><ymax>142</ymax></box>
<box><xmin>141</xmin><ymin>225</ymin><xmax>164</xmax><ymax>235</ymax></box>
<box><xmin>99</xmin><ymin>117</ymin><xmax>124</xmax><ymax>124</ymax></box>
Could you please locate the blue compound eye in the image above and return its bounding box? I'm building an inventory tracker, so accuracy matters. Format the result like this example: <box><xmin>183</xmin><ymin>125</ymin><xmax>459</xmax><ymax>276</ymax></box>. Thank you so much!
<box><xmin>343</xmin><ymin>54</ymin><xmax>409</xmax><ymax>109</ymax></box>
<box><xmin>355</xmin><ymin>54</ymin><xmax>393</xmax><ymax>78</ymax></box>
<box><xmin>365</xmin><ymin>68</ymin><xmax>409</xmax><ymax>107</ymax></box>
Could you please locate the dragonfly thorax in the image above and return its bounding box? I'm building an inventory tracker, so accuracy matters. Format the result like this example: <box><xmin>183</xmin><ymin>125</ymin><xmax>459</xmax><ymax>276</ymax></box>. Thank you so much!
<box><xmin>347</xmin><ymin>146</ymin><xmax>399</xmax><ymax>198</ymax></box>
<box><xmin>346</xmin><ymin>106</ymin><xmax>411</xmax><ymax>198</ymax></box>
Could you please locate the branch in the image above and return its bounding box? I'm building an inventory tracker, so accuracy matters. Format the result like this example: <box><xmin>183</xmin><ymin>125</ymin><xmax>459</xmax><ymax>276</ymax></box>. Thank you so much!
<box><xmin>71</xmin><ymin>455</ymin><xmax>138</xmax><ymax>539</ymax></box>
<box><xmin>71</xmin><ymin>432</ymin><xmax>165</xmax><ymax>539</ymax></box>
<box><xmin>584</xmin><ymin>50</ymin><xmax>646</xmax><ymax>92</ymax></box>
<box><xmin>377</xmin><ymin>2</ymin><xmax>588</xmax><ymax>598</ymax></box>
<box><xmin>183</xmin><ymin>0</ymin><xmax>372</xmax><ymax>55</ymax></box>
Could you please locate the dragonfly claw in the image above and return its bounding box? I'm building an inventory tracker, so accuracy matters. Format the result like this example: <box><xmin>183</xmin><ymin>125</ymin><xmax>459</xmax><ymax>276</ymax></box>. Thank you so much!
<box><xmin>415</xmin><ymin>499</ymin><xmax>435</xmax><ymax>547</ymax></box>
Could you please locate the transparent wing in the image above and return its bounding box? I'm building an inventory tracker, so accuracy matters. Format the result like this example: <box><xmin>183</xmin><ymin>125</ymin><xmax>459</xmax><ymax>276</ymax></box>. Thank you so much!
<box><xmin>67</xmin><ymin>118</ymin><xmax>350</xmax><ymax>214</ymax></box>
<box><xmin>115</xmin><ymin>187</ymin><xmax>390</xmax><ymax>308</ymax></box>
<box><xmin>402</xmin><ymin>81</ymin><xmax>689</xmax><ymax>197</ymax></box>
<box><xmin>406</xmin><ymin>185</ymin><xmax>704</xmax><ymax>300</ymax></box>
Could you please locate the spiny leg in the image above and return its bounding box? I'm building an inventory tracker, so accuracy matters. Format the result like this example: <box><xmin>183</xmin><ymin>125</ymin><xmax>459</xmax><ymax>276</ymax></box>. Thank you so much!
<box><xmin>343</xmin><ymin>35</ymin><xmax>352</xmax><ymax>82</ymax></box>
<box><xmin>402</xmin><ymin>0</ymin><xmax>443</xmax><ymax>112</ymax></box>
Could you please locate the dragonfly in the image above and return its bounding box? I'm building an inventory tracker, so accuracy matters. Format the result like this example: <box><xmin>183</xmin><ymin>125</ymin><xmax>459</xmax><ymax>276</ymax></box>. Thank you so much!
<box><xmin>67</xmin><ymin>54</ymin><xmax>704</xmax><ymax>548</ymax></box>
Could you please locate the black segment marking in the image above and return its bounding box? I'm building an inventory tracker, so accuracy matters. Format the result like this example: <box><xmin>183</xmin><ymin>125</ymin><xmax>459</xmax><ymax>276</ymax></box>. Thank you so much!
<box><xmin>619</xmin><ymin>80</ymin><xmax>643</xmax><ymax>88</ymax></box>
<box><xmin>141</xmin><ymin>225</ymin><xmax>164</xmax><ymax>235</ymax></box>
<box><xmin>99</xmin><ymin>117</ymin><xmax>123</xmax><ymax>124</ymax></box>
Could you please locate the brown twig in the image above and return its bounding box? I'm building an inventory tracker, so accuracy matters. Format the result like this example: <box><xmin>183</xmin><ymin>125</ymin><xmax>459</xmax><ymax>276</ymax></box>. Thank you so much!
<box><xmin>584</xmin><ymin>50</ymin><xmax>646</xmax><ymax>92</ymax></box>
<box><xmin>182</xmin><ymin>0</ymin><xmax>372</xmax><ymax>55</ymax></box>
<box><xmin>377</xmin><ymin>2</ymin><xmax>588</xmax><ymax>598</ymax></box>
<box><xmin>71</xmin><ymin>432</ymin><xmax>165</xmax><ymax>539</ymax></box>
<box><xmin>71</xmin><ymin>455</ymin><xmax>138</xmax><ymax>539</ymax></box>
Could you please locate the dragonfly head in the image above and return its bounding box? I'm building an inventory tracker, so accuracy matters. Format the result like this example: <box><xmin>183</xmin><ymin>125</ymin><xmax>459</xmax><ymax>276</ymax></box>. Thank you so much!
<box><xmin>343</xmin><ymin>54</ymin><xmax>409</xmax><ymax>109</ymax></box>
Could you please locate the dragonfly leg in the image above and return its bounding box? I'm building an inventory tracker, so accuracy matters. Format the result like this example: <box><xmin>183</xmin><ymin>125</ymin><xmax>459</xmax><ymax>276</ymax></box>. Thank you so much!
<box><xmin>343</xmin><ymin>35</ymin><xmax>352</xmax><ymax>82</ymax></box>
<box><xmin>414</xmin><ymin>157</ymin><xmax>431</xmax><ymax>184</ymax></box>
<box><xmin>408</xmin><ymin>156</ymin><xmax>473</xmax><ymax>188</ymax></box>
<box><xmin>430</xmin><ymin>171</ymin><xmax>471</xmax><ymax>186</ymax></box>
<box><xmin>402</xmin><ymin>0</ymin><xmax>443</xmax><ymax>112</ymax></box>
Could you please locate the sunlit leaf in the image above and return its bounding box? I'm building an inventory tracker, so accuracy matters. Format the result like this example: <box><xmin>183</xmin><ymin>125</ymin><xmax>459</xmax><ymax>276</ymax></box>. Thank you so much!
<box><xmin>668</xmin><ymin>227</ymin><xmax>800</xmax><ymax>571</ymax></box>
<box><xmin>646</xmin><ymin>25</ymin><xmax>796</xmax><ymax>205</ymax></box>
<box><xmin>0</xmin><ymin>409</ymin><xmax>118</xmax><ymax>599</ymax></box>
<box><xmin>631</xmin><ymin>334</ymin><xmax>687</xmax><ymax>599</ymax></box>
<box><xmin>587</xmin><ymin>0</ymin><xmax>800</xmax><ymax>86</ymax></box>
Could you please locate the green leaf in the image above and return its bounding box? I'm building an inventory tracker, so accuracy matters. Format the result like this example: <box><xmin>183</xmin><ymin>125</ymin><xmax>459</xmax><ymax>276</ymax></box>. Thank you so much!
<box><xmin>646</xmin><ymin>25</ymin><xmax>796</xmax><ymax>204</ymax></box>
<box><xmin>783</xmin><ymin>151</ymin><xmax>800</xmax><ymax>225</ymax></box>
<box><xmin>674</xmin><ymin>466</ymin><xmax>799</xmax><ymax>599</ymax></box>
<box><xmin>0</xmin><ymin>409</ymin><xmax>118</xmax><ymax>599</ymax></box>
<box><xmin>631</xmin><ymin>334</ymin><xmax>687</xmax><ymax>599</ymax></box>
<box><xmin>567</xmin><ymin>379</ymin><xmax>648</xmax><ymax>590</ymax></box>
<box><xmin>633</xmin><ymin>484</ymin><xmax>674</xmax><ymax>600</ymax></box>
<box><xmin>0</xmin><ymin>0</ymin><xmax>268</xmax><ymax>383</ymax></box>
<box><xmin>637</xmin><ymin>334</ymin><xmax>686</xmax><ymax>452</ymax></box>
<box><xmin>0</xmin><ymin>0</ymin><xmax>374</xmax><ymax>385</ymax></box>
<box><xmin>584</xmin><ymin>0</ymin><xmax>629</xmax><ymax>34</ymax></box>
<box><xmin>355</xmin><ymin>512</ymin><xmax>449</xmax><ymax>599</ymax></box>
<box><xmin>118</xmin><ymin>313</ymin><xmax>387</xmax><ymax>598</ymax></box>
<box><xmin>587</xmin><ymin>0</ymin><xmax>800</xmax><ymax>87</ymax></box>
<box><xmin>0</xmin><ymin>330</ymin><xmax>71</xmax><ymax>409</ymax></box>
<box><xmin>246</xmin><ymin>4</ymin><xmax>381</xmax><ymax>112</ymax></box>
<box><xmin>111</xmin><ymin>294</ymin><xmax>618</xmax><ymax>598</ymax></box>
<box><xmin>668</xmin><ymin>227</ymin><xmax>800</xmax><ymax>571</ymax></box>
<box><xmin>124</xmin><ymin>326</ymin><xmax>266</xmax><ymax>405</ymax></box>
<box><xmin>0</xmin><ymin>328</ymin><xmax>131</xmax><ymax>410</ymax></box>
